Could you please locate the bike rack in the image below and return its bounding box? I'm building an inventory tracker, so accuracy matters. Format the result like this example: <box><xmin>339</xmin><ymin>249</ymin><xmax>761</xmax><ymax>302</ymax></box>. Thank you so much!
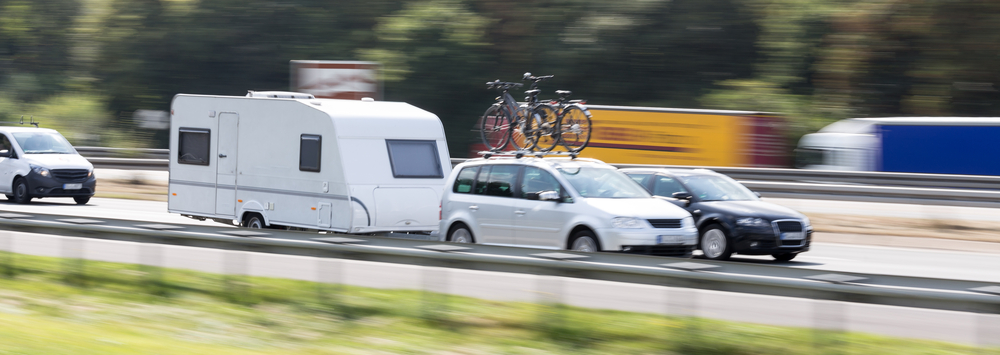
<box><xmin>478</xmin><ymin>150</ymin><xmax>579</xmax><ymax>160</ymax></box>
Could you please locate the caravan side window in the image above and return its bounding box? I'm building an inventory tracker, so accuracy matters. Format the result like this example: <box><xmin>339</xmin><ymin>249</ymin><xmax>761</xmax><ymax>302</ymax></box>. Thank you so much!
<box><xmin>178</xmin><ymin>128</ymin><xmax>210</xmax><ymax>165</ymax></box>
<box><xmin>385</xmin><ymin>140</ymin><xmax>444</xmax><ymax>178</ymax></box>
<box><xmin>299</xmin><ymin>134</ymin><xmax>322</xmax><ymax>172</ymax></box>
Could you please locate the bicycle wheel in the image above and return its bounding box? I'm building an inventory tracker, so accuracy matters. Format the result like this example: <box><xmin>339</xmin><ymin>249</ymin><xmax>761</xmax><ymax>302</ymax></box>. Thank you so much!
<box><xmin>530</xmin><ymin>103</ymin><xmax>560</xmax><ymax>152</ymax></box>
<box><xmin>558</xmin><ymin>105</ymin><xmax>592</xmax><ymax>153</ymax></box>
<box><xmin>480</xmin><ymin>105</ymin><xmax>511</xmax><ymax>151</ymax></box>
<box><xmin>508</xmin><ymin>106</ymin><xmax>536</xmax><ymax>151</ymax></box>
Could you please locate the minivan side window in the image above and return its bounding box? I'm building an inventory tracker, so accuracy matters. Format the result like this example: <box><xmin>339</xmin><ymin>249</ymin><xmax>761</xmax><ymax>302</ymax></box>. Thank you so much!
<box><xmin>520</xmin><ymin>167</ymin><xmax>562</xmax><ymax>198</ymax></box>
<box><xmin>475</xmin><ymin>165</ymin><xmax>519</xmax><ymax>197</ymax></box>
<box><xmin>0</xmin><ymin>134</ymin><xmax>13</xmax><ymax>158</ymax></box>
<box><xmin>178</xmin><ymin>128</ymin><xmax>210</xmax><ymax>165</ymax></box>
<box><xmin>453</xmin><ymin>166</ymin><xmax>479</xmax><ymax>193</ymax></box>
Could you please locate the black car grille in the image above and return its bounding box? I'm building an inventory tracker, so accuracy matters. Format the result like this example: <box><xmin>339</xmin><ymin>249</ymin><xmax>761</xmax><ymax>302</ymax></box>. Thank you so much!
<box><xmin>775</xmin><ymin>221</ymin><xmax>803</xmax><ymax>233</ymax></box>
<box><xmin>51</xmin><ymin>169</ymin><xmax>90</xmax><ymax>181</ymax></box>
<box><xmin>647</xmin><ymin>219</ymin><xmax>682</xmax><ymax>229</ymax></box>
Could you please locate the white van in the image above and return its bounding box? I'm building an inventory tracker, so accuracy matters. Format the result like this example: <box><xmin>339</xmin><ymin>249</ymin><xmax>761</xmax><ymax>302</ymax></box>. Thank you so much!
<box><xmin>168</xmin><ymin>91</ymin><xmax>451</xmax><ymax>233</ymax></box>
<box><xmin>440</xmin><ymin>156</ymin><xmax>698</xmax><ymax>256</ymax></box>
<box><xmin>0</xmin><ymin>125</ymin><xmax>96</xmax><ymax>204</ymax></box>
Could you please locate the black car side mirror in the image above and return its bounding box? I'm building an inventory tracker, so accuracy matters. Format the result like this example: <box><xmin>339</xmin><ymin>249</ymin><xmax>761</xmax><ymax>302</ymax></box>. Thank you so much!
<box><xmin>672</xmin><ymin>192</ymin><xmax>693</xmax><ymax>207</ymax></box>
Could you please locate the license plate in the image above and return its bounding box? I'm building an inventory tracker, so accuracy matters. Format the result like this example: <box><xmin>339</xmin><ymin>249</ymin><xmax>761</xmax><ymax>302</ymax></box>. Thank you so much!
<box><xmin>781</xmin><ymin>232</ymin><xmax>804</xmax><ymax>240</ymax></box>
<box><xmin>657</xmin><ymin>235</ymin><xmax>679</xmax><ymax>244</ymax></box>
<box><xmin>63</xmin><ymin>183</ymin><xmax>83</xmax><ymax>190</ymax></box>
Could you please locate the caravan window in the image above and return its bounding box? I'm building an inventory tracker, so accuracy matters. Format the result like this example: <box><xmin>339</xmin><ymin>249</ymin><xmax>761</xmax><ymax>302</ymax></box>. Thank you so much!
<box><xmin>178</xmin><ymin>128</ymin><xmax>210</xmax><ymax>165</ymax></box>
<box><xmin>299</xmin><ymin>134</ymin><xmax>322</xmax><ymax>172</ymax></box>
<box><xmin>386</xmin><ymin>140</ymin><xmax>443</xmax><ymax>178</ymax></box>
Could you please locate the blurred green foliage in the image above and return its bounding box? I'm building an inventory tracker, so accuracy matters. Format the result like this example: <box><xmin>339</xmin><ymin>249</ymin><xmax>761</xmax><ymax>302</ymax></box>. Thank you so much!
<box><xmin>0</xmin><ymin>0</ymin><xmax>998</xmax><ymax>156</ymax></box>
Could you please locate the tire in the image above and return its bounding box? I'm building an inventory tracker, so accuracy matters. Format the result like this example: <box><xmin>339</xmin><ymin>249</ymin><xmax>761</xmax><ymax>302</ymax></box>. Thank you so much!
<box><xmin>480</xmin><ymin>105</ymin><xmax>511</xmax><ymax>151</ymax></box>
<box><xmin>530</xmin><ymin>104</ymin><xmax>560</xmax><ymax>152</ymax></box>
<box><xmin>448</xmin><ymin>224</ymin><xmax>474</xmax><ymax>244</ymax></box>
<box><xmin>73</xmin><ymin>196</ymin><xmax>91</xmax><ymax>205</ymax></box>
<box><xmin>569</xmin><ymin>230</ymin><xmax>600</xmax><ymax>252</ymax></box>
<box><xmin>772</xmin><ymin>252</ymin><xmax>797</xmax><ymax>262</ymax></box>
<box><xmin>508</xmin><ymin>107</ymin><xmax>537</xmax><ymax>151</ymax></box>
<box><xmin>558</xmin><ymin>105</ymin><xmax>592</xmax><ymax>153</ymax></box>
<box><xmin>241</xmin><ymin>214</ymin><xmax>265</xmax><ymax>229</ymax></box>
<box><xmin>699</xmin><ymin>225</ymin><xmax>732</xmax><ymax>260</ymax></box>
<box><xmin>11</xmin><ymin>178</ymin><xmax>30</xmax><ymax>204</ymax></box>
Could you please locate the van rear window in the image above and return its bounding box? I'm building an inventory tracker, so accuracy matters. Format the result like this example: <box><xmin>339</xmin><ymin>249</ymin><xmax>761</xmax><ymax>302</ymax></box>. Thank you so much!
<box><xmin>178</xmin><ymin>128</ymin><xmax>210</xmax><ymax>165</ymax></box>
<box><xmin>386</xmin><ymin>140</ymin><xmax>443</xmax><ymax>178</ymax></box>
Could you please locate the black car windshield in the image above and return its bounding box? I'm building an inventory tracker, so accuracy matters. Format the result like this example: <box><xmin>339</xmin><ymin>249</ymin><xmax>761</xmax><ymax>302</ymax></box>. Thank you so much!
<box><xmin>677</xmin><ymin>174</ymin><xmax>758</xmax><ymax>201</ymax></box>
<box><xmin>557</xmin><ymin>167</ymin><xmax>651</xmax><ymax>198</ymax></box>
<box><xmin>12</xmin><ymin>132</ymin><xmax>77</xmax><ymax>154</ymax></box>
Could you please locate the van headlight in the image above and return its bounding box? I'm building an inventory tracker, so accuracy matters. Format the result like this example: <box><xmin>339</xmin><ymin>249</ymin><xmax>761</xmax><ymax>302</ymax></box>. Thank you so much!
<box><xmin>612</xmin><ymin>217</ymin><xmax>645</xmax><ymax>229</ymax></box>
<box><xmin>30</xmin><ymin>165</ymin><xmax>50</xmax><ymax>177</ymax></box>
<box><xmin>736</xmin><ymin>217</ymin><xmax>769</xmax><ymax>228</ymax></box>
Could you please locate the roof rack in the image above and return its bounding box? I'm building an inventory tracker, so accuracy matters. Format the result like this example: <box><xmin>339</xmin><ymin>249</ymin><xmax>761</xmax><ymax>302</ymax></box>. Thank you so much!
<box><xmin>0</xmin><ymin>115</ymin><xmax>41</xmax><ymax>128</ymax></box>
<box><xmin>478</xmin><ymin>150</ymin><xmax>579</xmax><ymax>159</ymax></box>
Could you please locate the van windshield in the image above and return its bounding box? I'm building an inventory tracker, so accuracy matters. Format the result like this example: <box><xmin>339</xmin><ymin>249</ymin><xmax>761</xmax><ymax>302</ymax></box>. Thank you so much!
<box><xmin>557</xmin><ymin>167</ymin><xmax>651</xmax><ymax>198</ymax></box>
<box><xmin>12</xmin><ymin>132</ymin><xmax>77</xmax><ymax>154</ymax></box>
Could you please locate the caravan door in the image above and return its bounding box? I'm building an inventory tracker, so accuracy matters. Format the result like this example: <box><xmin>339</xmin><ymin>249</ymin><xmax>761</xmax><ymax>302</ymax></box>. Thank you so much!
<box><xmin>216</xmin><ymin>112</ymin><xmax>239</xmax><ymax>216</ymax></box>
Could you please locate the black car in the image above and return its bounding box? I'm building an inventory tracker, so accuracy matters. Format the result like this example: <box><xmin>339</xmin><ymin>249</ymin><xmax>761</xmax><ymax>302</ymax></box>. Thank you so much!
<box><xmin>621</xmin><ymin>168</ymin><xmax>812</xmax><ymax>261</ymax></box>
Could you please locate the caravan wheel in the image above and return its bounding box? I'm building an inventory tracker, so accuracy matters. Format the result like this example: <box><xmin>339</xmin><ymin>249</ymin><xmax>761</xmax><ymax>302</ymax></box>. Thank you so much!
<box><xmin>242</xmin><ymin>214</ymin><xmax>265</xmax><ymax>229</ymax></box>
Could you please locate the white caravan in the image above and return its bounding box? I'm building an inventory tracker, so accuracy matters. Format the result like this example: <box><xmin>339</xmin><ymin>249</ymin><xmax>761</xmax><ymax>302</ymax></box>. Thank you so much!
<box><xmin>168</xmin><ymin>91</ymin><xmax>451</xmax><ymax>233</ymax></box>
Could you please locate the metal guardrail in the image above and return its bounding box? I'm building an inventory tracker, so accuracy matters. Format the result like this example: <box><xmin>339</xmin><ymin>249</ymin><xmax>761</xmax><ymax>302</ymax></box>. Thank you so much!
<box><xmin>75</xmin><ymin>147</ymin><xmax>1000</xmax><ymax>206</ymax></box>
<box><xmin>0</xmin><ymin>212</ymin><xmax>998</xmax><ymax>317</ymax></box>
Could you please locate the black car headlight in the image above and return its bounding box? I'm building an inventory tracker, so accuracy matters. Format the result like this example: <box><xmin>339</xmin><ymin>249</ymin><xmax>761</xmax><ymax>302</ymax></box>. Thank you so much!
<box><xmin>735</xmin><ymin>217</ymin><xmax>770</xmax><ymax>228</ymax></box>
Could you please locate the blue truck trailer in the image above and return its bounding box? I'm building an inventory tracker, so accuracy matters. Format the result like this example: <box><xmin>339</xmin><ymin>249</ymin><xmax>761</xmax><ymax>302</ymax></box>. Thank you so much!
<box><xmin>795</xmin><ymin>117</ymin><xmax>1000</xmax><ymax>176</ymax></box>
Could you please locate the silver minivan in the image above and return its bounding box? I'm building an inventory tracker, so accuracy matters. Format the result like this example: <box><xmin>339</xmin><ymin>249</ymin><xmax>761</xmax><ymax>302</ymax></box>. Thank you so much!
<box><xmin>439</xmin><ymin>157</ymin><xmax>697</xmax><ymax>256</ymax></box>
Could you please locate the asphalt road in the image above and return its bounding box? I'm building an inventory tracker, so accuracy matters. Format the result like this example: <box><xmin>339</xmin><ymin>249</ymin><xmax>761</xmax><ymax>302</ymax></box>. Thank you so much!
<box><xmin>1</xmin><ymin>195</ymin><xmax>999</xmax><ymax>346</ymax></box>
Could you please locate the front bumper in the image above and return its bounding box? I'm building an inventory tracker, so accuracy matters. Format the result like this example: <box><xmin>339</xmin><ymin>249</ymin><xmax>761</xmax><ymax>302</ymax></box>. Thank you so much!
<box><xmin>600</xmin><ymin>227</ymin><xmax>698</xmax><ymax>257</ymax></box>
<box><xmin>732</xmin><ymin>230</ymin><xmax>813</xmax><ymax>255</ymax></box>
<box><xmin>25</xmin><ymin>170</ymin><xmax>96</xmax><ymax>198</ymax></box>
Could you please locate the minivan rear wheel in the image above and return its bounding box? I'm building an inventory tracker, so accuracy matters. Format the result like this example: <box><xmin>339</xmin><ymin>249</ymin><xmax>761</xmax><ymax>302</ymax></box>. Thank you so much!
<box><xmin>448</xmin><ymin>224</ymin><xmax>474</xmax><ymax>244</ymax></box>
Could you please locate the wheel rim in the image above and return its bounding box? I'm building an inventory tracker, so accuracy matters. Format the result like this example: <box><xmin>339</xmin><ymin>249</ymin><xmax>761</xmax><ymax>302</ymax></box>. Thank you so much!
<box><xmin>702</xmin><ymin>229</ymin><xmax>727</xmax><ymax>259</ymax></box>
<box><xmin>572</xmin><ymin>236</ymin><xmax>596</xmax><ymax>252</ymax></box>
<box><xmin>248</xmin><ymin>217</ymin><xmax>263</xmax><ymax>229</ymax></box>
<box><xmin>14</xmin><ymin>182</ymin><xmax>25</xmax><ymax>200</ymax></box>
<box><xmin>451</xmin><ymin>228</ymin><xmax>471</xmax><ymax>243</ymax></box>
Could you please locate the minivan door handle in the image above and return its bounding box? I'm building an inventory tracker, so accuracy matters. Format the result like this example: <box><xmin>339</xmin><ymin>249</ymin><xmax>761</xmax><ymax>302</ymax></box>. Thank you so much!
<box><xmin>514</xmin><ymin>210</ymin><xmax>526</xmax><ymax>215</ymax></box>
<box><xmin>468</xmin><ymin>205</ymin><xmax>479</xmax><ymax>211</ymax></box>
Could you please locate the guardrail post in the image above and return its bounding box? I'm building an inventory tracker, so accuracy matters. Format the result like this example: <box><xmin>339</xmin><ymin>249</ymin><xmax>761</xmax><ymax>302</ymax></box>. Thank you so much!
<box><xmin>219</xmin><ymin>230</ymin><xmax>271</xmax><ymax>304</ymax></box>
<box><xmin>135</xmin><ymin>225</ymin><xmax>185</xmax><ymax>297</ymax></box>
<box><xmin>415</xmin><ymin>244</ymin><xmax>472</xmax><ymax>326</ymax></box>
<box><xmin>313</xmin><ymin>237</ymin><xmax>368</xmax><ymax>319</ymax></box>
<box><xmin>660</xmin><ymin>262</ymin><xmax>719</xmax><ymax>350</ymax></box>
<box><xmin>805</xmin><ymin>273</ymin><xmax>868</xmax><ymax>354</ymax></box>
<box><xmin>970</xmin><ymin>286</ymin><xmax>1000</xmax><ymax>349</ymax></box>
<box><xmin>530</xmin><ymin>252</ymin><xmax>590</xmax><ymax>340</ymax></box>
<box><xmin>57</xmin><ymin>218</ymin><xmax>105</xmax><ymax>287</ymax></box>
<box><xmin>0</xmin><ymin>230</ymin><xmax>14</xmax><ymax>278</ymax></box>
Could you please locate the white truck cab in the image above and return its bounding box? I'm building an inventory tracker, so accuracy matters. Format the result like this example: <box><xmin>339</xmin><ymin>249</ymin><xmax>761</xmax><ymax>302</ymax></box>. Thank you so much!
<box><xmin>0</xmin><ymin>125</ymin><xmax>96</xmax><ymax>204</ymax></box>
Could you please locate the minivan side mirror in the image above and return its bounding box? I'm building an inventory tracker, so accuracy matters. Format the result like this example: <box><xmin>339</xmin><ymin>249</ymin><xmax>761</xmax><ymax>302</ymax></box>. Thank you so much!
<box><xmin>672</xmin><ymin>192</ymin><xmax>693</xmax><ymax>207</ymax></box>
<box><xmin>0</xmin><ymin>149</ymin><xmax>9</xmax><ymax>158</ymax></box>
<box><xmin>754</xmin><ymin>191</ymin><xmax>761</xmax><ymax>198</ymax></box>
<box><xmin>538</xmin><ymin>191</ymin><xmax>561</xmax><ymax>202</ymax></box>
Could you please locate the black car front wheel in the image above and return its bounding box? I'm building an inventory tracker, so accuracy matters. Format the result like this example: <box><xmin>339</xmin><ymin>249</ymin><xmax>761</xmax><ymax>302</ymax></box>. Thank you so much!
<box><xmin>700</xmin><ymin>225</ymin><xmax>732</xmax><ymax>260</ymax></box>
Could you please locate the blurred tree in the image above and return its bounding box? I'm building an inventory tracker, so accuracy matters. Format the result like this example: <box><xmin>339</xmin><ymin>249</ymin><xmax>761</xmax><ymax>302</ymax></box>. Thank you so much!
<box><xmin>0</xmin><ymin>0</ymin><xmax>82</xmax><ymax>101</ymax></box>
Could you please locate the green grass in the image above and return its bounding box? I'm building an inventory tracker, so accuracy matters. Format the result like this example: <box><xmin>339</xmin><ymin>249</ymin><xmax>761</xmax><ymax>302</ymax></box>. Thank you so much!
<box><xmin>0</xmin><ymin>252</ymin><xmax>994</xmax><ymax>354</ymax></box>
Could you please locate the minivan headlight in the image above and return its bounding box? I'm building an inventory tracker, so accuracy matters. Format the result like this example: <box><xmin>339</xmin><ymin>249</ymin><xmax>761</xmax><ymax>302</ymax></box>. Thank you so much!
<box><xmin>682</xmin><ymin>216</ymin><xmax>695</xmax><ymax>228</ymax></box>
<box><xmin>736</xmin><ymin>217</ymin><xmax>769</xmax><ymax>228</ymax></box>
<box><xmin>802</xmin><ymin>216</ymin><xmax>811</xmax><ymax>230</ymax></box>
<box><xmin>30</xmin><ymin>165</ymin><xmax>50</xmax><ymax>177</ymax></box>
<box><xmin>612</xmin><ymin>217</ymin><xmax>645</xmax><ymax>229</ymax></box>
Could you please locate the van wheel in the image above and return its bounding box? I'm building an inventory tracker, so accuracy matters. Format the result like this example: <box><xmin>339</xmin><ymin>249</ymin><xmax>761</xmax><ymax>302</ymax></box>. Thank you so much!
<box><xmin>700</xmin><ymin>225</ymin><xmax>732</xmax><ymax>260</ymax></box>
<box><xmin>74</xmin><ymin>196</ymin><xmax>91</xmax><ymax>205</ymax></box>
<box><xmin>448</xmin><ymin>224</ymin><xmax>474</xmax><ymax>243</ymax></box>
<box><xmin>242</xmin><ymin>214</ymin><xmax>265</xmax><ymax>229</ymax></box>
<box><xmin>570</xmin><ymin>230</ymin><xmax>600</xmax><ymax>252</ymax></box>
<box><xmin>11</xmin><ymin>178</ymin><xmax>30</xmax><ymax>204</ymax></box>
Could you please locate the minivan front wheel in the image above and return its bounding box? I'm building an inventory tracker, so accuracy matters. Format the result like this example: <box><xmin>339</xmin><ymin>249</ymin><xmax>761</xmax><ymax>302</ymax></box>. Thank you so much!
<box><xmin>570</xmin><ymin>230</ymin><xmax>600</xmax><ymax>252</ymax></box>
<box><xmin>11</xmin><ymin>178</ymin><xmax>30</xmax><ymax>204</ymax></box>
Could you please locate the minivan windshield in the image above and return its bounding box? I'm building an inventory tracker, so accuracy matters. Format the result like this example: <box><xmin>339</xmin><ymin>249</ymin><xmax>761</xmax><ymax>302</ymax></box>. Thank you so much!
<box><xmin>12</xmin><ymin>131</ymin><xmax>77</xmax><ymax>154</ymax></box>
<box><xmin>557</xmin><ymin>167</ymin><xmax>651</xmax><ymax>198</ymax></box>
<box><xmin>676</xmin><ymin>174</ymin><xmax>758</xmax><ymax>201</ymax></box>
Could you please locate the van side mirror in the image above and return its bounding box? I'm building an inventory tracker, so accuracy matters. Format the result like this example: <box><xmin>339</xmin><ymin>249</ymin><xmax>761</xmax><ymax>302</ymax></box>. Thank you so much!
<box><xmin>0</xmin><ymin>149</ymin><xmax>9</xmax><ymax>158</ymax></box>
<box><xmin>672</xmin><ymin>192</ymin><xmax>693</xmax><ymax>207</ymax></box>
